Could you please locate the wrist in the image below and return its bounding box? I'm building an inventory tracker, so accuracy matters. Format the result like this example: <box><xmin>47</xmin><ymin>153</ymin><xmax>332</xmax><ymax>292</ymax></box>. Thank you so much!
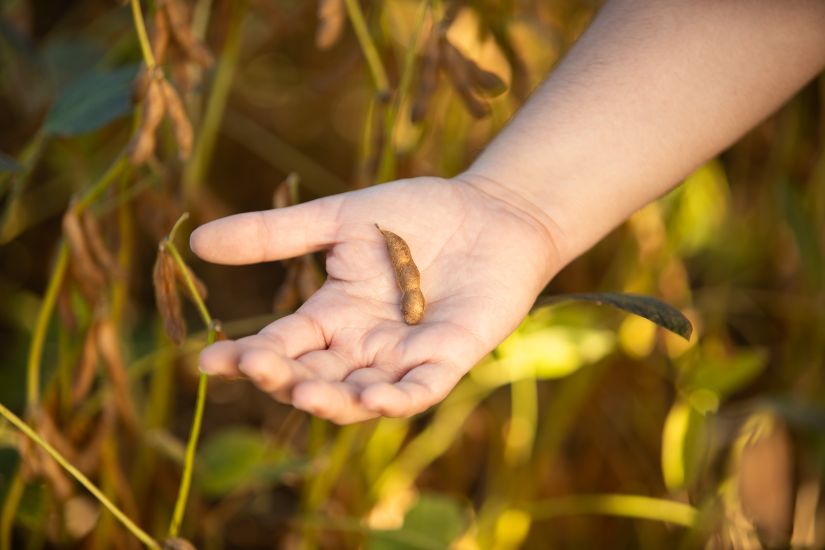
<box><xmin>452</xmin><ymin>170</ymin><xmax>572</xmax><ymax>278</ymax></box>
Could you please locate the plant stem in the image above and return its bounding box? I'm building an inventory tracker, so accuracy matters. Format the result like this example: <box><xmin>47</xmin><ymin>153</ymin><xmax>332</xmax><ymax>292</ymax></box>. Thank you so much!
<box><xmin>163</xmin><ymin>235</ymin><xmax>214</xmax><ymax>537</ymax></box>
<box><xmin>130</xmin><ymin>0</ymin><xmax>156</xmax><ymax>70</ymax></box>
<box><xmin>183</xmin><ymin>0</ymin><xmax>246</xmax><ymax>200</ymax></box>
<box><xmin>0</xmin><ymin>468</ymin><xmax>25</xmax><ymax>550</ymax></box>
<box><xmin>376</xmin><ymin>1</ymin><xmax>429</xmax><ymax>182</ymax></box>
<box><xmin>343</xmin><ymin>0</ymin><xmax>390</xmax><ymax>98</ymax></box>
<box><xmin>0</xmin><ymin>403</ymin><xmax>160</xmax><ymax>549</ymax></box>
<box><xmin>26</xmin><ymin>244</ymin><xmax>69</xmax><ymax>410</ymax></box>
<box><xmin>168</xmin><ymin>370</ymin><xmax>209</xmax><ymax>537</ymax></box>
<box><xmin>76</xmin><ymin>155</ymin><xmax>129</xmax><ymax>213</ymax></box>
<box><xmin>165</xmin><ymin>239</ymin><xmax>210</xmax><ymax>326</ymax></box>
<box><xmin>27</xmin><ymin>153</ymin><xmax>130</xmax><ymax>411</ymax></box>
<box><xmin>522</xmin><ymin>494</ymin><xmax>698</xmax><ymax>526</ymax></box>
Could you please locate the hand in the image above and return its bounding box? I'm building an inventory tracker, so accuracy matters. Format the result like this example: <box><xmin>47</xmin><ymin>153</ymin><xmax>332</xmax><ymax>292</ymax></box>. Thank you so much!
<box><xmin>190</xmin><ymin>175</ymin><xmax>561</xmax><ymax>424</ymax></box>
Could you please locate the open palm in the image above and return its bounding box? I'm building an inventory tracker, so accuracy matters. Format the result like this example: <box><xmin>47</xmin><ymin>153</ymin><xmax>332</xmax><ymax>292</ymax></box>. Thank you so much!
<box><xmin>191</xmin><ymin>176</ymin><xmax>560</xmax><ymax>424</ymax></box>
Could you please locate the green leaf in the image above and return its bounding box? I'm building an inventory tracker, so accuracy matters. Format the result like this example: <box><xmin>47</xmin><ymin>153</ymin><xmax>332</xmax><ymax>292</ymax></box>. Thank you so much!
<box><xmin>534</xmin><ymin>292</ymin><xmax>693</xmax><ymax>340</ymax></box>
<box><xmin>43</xmin><ymin>66</ymin><xmax>138</xmax><ymax>137</ymax></box>
<box><xmin>367</xmin><ymin>493</ymin><xmax>468</xmax><ymax>550</ymax></box>
<box><xmin>681</xmin><ymin>349</ymin><xmax>767</xmax><ymax>398</ymax></box>
<box><xmin>196</xmin><ymin>428</ymin><xmax>267</xmax><ymax>497</ymax></box>
<box><xmin>195</xmin><ymin>428</ymin><xmax>306</xmax><ymax>498</ymax></box>
<box><xmin>0</xmin><ymin>152</ymin><xmax>22</xmax><ymax>174</ymax></box>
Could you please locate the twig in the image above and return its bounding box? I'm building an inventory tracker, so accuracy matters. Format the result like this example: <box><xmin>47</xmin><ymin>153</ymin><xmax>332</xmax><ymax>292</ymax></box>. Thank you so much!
<box><xmin>130</xmin><ymin>0</ymin><xmax>157</xmax><ymax>69</ymax></box>
<box><xmin>162</xmin><ymin>217</ymin><xmax>213</xmax><ymax>536</ymax></box>
<box><xmin>343</xmin><ymin>0</ymin><xmax>390</xmax><ymax>99</ymax></box>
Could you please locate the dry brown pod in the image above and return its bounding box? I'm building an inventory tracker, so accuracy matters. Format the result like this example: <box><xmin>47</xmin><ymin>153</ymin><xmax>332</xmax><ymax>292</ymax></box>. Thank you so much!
<box><xmin>72</xmin><ymin>321</ymin><xmax>100</xmax><ymax>404</ymax></box>
<box><xmin>153</xmin><ymin>244</ymin><xmax>187</xmax><ymax>345</ymax></box>
<box><xmin>174</xmin><ymin>261</ymin><xmax>208</xmax><ymax>302</ymax></box>
<box><xmin>439</xmin><ymin>38</ymin><xmax>490</xmax><ymax>118</ymax></box>
<box><xmin>161</xmin><ymin>0</ymin><xmax>214</xmax><ymax>67</ymax></box>
<box><xmin>152</xmin><ymin>5</ymin><xmax>171</xmax><ymax>65</ymax></box>
<box><xmin>159</xmin><ymin>79</ymin><xmax>193</xmax><ymax>160</ymax></box>
<box><xmin>63</xmin><ymin>207</ymin><xmax>106</xmax><ymax>300</ymax></box>
<box><xmin>128</xmin><ymin>78</ymin><xmax>166</xmax><ymax>165</ymax></box>
<box><xmin>316</xmin><ymin>0</ymin><xmax>345</xmax><ymax>50</ymax></box>
<box><xmin>96</xmin><ymin>316</ymin><xmax>139</xmax><ymax>432</ymax></box>
<box><xmin>81</xmin><ymin>213</ymin><xmax>120</xmax><ymax>280</ymax></box>
<box><xmin>376</xmin><ymin>225</ymin><xmax>425</xmax><ymax>325</ymax></box>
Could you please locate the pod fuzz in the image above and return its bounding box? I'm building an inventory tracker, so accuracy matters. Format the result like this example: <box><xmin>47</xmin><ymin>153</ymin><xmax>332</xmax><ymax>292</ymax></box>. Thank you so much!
<box><xmin>376</xmin><ymin>225</ymin><xmax>425</xmax><ymax>325</ymax></box>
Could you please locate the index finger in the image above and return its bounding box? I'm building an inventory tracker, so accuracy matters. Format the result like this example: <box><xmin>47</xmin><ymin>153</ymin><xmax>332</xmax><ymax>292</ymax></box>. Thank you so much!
<box><xmin>190</xmin><ymin>195</ymin><xmax>343</xmax><ymax>265</ymax></box>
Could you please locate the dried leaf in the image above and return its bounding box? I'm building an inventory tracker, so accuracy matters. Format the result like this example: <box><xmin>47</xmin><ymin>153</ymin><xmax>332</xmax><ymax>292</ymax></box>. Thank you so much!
<box><xmin>316</xmin><ymin>0</ymin><xmax>345</xmax><ymax>50</ymax></box>
<box><xmin>128</xmin><ymin>78</ymin><xmax>166</xmax><ymax>165</ymax></box>
<box><xmin>160</xmin><ymin>79</ymin><xmax>193</xmax><ymax>160</ymax></box>
<box><xmin>162</xmin><ymin>0</ymin><xmax>214</xmax><ymax>67</ymax></box>
<box><xmin>153</xmin><ymin>245</ymin><xmax>187</xmax><ymax>345</ymax></box>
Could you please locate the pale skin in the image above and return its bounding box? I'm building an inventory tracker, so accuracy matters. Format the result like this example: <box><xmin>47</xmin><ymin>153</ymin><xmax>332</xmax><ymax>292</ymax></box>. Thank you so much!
<box><xmin>191</xmin><ymin>1</ymin><xmax>825</xmax><ymax>424</ymax></box>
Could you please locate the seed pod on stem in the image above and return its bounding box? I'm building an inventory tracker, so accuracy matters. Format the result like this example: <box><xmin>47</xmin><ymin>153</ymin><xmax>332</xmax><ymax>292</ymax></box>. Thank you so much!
<box><xmin>129</xmin><ymin>77</ymin><xmax>166</xmax><ymax>165</ymax></box>
<box><xmin>96</xmin><ymin>316</ymin><xmax>139</xmax><ymax>432</ymax></box>
<box><xmin>162</xmin><ymin>0</ymin><xmax>214</xmax><ymax>67</ymax></box>
<box><xmin>63</xmin><ymin>207</ymin><xmax>106</xmax><ymax>301</ymax></box>
<box><xmin>81</xmin><ymin>212</ymin><xmax>121</xmax><ymax>280</ymax></box>
<box><xmin>439</xmin><ymin>37</ymin><xmax>490</xmax><ymax>118</ymax></box>
<box><xmin>72</xmin><ymin>321</ymin><xmax>100</xmax><ymax>405</ymax></box>
<box><xmin>160</xmin><ymin>79</ymin><xmax>193</xmax><ymax>160</ymax></box>
<box><xmin>152</xmin><ymin>5</ymin><xmax>171</xmax><ymax>65</ymax></box>
<box><xmin>153</xmin><ymin>243</ymin><xmax>187</xmax><ymax>345</ymax></box>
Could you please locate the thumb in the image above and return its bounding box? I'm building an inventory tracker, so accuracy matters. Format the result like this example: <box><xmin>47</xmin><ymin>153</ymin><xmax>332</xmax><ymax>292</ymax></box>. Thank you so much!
<box><xmin>190</xmin><ymin>195</ymin><xmax>343</xmax><ymax>265</ymax></box>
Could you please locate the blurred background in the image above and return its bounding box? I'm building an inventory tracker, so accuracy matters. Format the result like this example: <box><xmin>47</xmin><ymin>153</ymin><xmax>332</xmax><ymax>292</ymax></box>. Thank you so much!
<box><xmin>1</xmin><ymin>0</ymin><xmax>824</xmax><ymax>548</ymax></box>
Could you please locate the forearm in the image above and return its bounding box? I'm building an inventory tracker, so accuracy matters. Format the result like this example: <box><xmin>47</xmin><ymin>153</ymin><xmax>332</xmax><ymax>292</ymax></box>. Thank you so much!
<box><xmin>464</xmin><ymin>0</ymin><xmax>825</xmax><ymax>267</ymax></box>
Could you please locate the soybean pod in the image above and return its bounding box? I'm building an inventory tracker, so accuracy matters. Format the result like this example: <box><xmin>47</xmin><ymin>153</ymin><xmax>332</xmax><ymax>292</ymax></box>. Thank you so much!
<box><xmin>376</xmin><ymin>225</ymin><xmax>425</xmax><ymax>325</ymax></box>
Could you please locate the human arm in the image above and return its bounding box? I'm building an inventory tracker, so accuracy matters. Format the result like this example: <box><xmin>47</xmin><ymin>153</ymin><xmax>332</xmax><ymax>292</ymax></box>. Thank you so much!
<box><xmin>190</xmin><ymin>0</ymin><xmax>825</xmax><ymax>424</ymax></box>
<box><xmin>465</xmin><ymin>0</ymin><xmax>825</xmax><ymax>265</ymax></box>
